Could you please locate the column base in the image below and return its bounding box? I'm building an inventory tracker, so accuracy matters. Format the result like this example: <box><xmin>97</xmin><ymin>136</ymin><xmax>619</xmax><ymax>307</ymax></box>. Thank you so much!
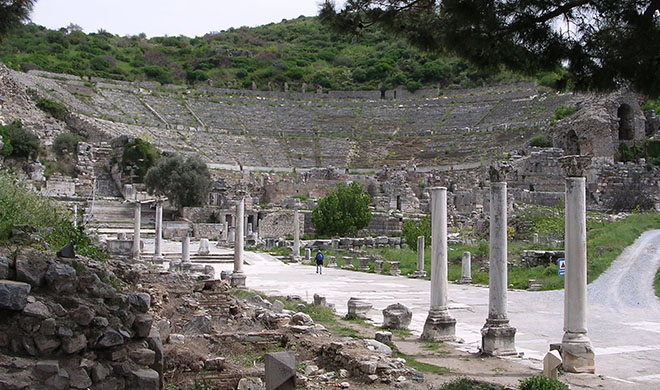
<box><xmin>561</xmin><ymin>332</ymin><xmax>595</xmax><ymax>373</ymax></box>
<box><xmin>410</xmin><ymin>271</ymin><xmax>427</xmax><ymax>278</ymax></box>
<box><xmin>460</xmin><ymin>277</ymin><xmax>472</xmax><ymax>284</ymax></box>
<box><xmin>421</xmin><ymin>308</ymin><xmax>456</xmax><ymax>341</ymax></box>
<box><xmin>152</xmin><ymin>255</ymin><xmax>164</xmax><ymax>265</ymax></box>
<box><xmin>481</xmin><ymin>318</ymin><xmax>517</xmax><ymax>356</ymax></box>
<box><xmin>230</xmin><ymin>272</ymin><xmax>247</xmax><ymax>288</ymax></box>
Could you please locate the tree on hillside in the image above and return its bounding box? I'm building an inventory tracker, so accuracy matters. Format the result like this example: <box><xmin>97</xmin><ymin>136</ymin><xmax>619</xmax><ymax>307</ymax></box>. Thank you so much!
<box><xmin>0</xmin><ymin>0</ymin><xmax>36</xmax><ymax>40</ymax></box>
<box><xmin>401</xmin><ymin>215</ymin><xmax>431</xmax><ymax>251</ymax></box>
<box><xmin>320</xmin><ymin>0</ymin><xmax>660</xmax><ymax>98</ymax></box>
<box><xmin>311</xmin><ymin>182</ymin><xmax>373</xmax><ymax>236</ymax></box>
<box><xmin>144</xmin><ymin>154</ymin><xmax>211</xmax><ymax>210</ymax></box>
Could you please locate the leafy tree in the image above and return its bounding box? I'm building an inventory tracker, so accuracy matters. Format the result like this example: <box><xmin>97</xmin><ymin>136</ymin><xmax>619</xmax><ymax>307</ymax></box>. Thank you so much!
<box><xmin>144</xmin><ymin>153</ymin><xmax>212</xmax><ymax>210</ymax></box>
<box><xmin>401</xmin><ymin>215</ymin><xmax>431</xmax><ymax>251</ymax></box>
<box><xmin>320</xmin><ymin>0</ymin><xmax>660</xmax><ymax>97</ymax></box>
<box><xmin>311</xmin><ymin>182</ymin><xmax>373</xmax><ymax>236</ymax></box>
<box><xmin>0</xmin><ymin>0</ymin><xmax>36</xmax><ymax>40</ymax></box>
<box><xmin>52</xmin><ymin>132</ymin><xmax>82</xmax><ymax>157</ymax></box>
<box><xmin>121</xmin><ymin>138</ymin><xmax>160</xmax><ymax>182</ymax></box>
<box><xmin>0</xmin><ymin>120</ymin><xmax>39</xmax><ymax>158</ymax></box>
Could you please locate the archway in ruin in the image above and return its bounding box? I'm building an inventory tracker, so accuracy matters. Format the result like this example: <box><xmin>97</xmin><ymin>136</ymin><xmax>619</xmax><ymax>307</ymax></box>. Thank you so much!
<box><xmin>565</xmin><ymin>130</ymin><xmax>580</xmax><ymax>155</ymax></box>
<box><xmin>618</xmin><ymin>104</ymin><xmax>634</xmax><ymax>140</ymax></box>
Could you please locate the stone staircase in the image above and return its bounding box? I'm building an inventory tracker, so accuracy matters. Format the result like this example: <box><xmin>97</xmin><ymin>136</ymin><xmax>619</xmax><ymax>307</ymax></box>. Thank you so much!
<box><xmin>84</xmin><ymin>199</ymin><xmax>156</xmax><ymax>237</ymax></box>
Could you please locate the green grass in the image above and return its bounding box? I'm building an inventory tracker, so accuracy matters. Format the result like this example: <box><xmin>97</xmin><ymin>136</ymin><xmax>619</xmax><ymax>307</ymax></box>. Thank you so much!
<box><xmin>655</xmin><ymin>268</ymin><xmax>660</xmax><ymax>298</ymax></box>
<box><xmin>437</xmin><ymin>378</ymin><xmax>503</xmax><ymax>390</ymax></box>
<box><xmin>421</xmin><ymin>341</ymin><xmax>443</xmax><ymax>351</ymax></box>
<box><xmin>395</xmin><ymin>352</ymin><xmax>450</xmax><ymax>375</ymax></box>
<box><xmin>385</xmin><ymin>327</ymin><xmax>412</xmax><ymax>340</ymax></box>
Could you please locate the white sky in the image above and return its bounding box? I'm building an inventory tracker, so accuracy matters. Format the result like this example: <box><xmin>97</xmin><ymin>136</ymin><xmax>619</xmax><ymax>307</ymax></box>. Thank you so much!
<box><xmin>30</xmin><ymin>0</ymin><xmax>345</xmax><ymax>38</ymax></box>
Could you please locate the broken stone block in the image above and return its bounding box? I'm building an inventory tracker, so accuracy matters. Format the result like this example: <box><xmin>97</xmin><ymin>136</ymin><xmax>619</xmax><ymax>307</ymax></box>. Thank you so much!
<box><xmin>0</xmin><ymin>255</ymin><xmax>8</xmax><ymax>279</ymax></box>
<box><xmin>45</xmin><ymin>263</ymin><xmax>78</xmax><ymax>294</ymax></box>
<box><xmin>128</xmin><ymin>292</ymin><xmax>151</xmax><ymax>313</ymax></box>
<box><xmin>364</xmin><ymin>339</ymin><xmax>392</xmax><ymax>355</ymax></box>
<box><xmin>543</xmin><ymin>350</ymin><xmax>562</xmax><ymax>379</ymax></box>
<box><xmin>96</xmin><ymin>328</ymin><xmax>124</xmax><ymax>348</ymax></box>
<box><xmin>264</xmin><ymin>351</ymin><xmax>295</xmax><ymax>390</ymax></box>
<box><xmin>23</xmin><ymin>300</ymin><xmax>51</xmax><ymax>319</ymax></box>
<box><xmin>133</xmin><ymin>314</ymin><xmax>154</xmax><ymax>338</ymax></box>
<box><xmin>15</xmin><ymin>254</ymin><xmax>51</xmax><ymax>287</ymax></box>
<box><xmin>183</xmin><ymin>315</ymin><xmax>212</xmax><ymax>334</ymax></box>
<box><xmin>62</xmin><ymin>334</ymin><xmax>87</xmax><ymax>354</ymax></box>
<box><xmin>290</xmin><ymin>312</ymin><xmax>313</xmax><ymax>326</ymax></box>
<box><xmin>130</xmin><ymin>348</ymin><xmax>156</xmax><ymax>366</ymax></box>
<box><xmin>346</xmin><ymin>297</ymin><xmax>372</xmax><ymax>319</ymax></box>
<box><xmin>198</xmin><ymin>239</ymin><xmax>210</xmax><ymax>255</ymax></box>
<box><xmin>127</xmin><ymin>368</ymin><xmax>159</xmax><ymax>390</ymax></box>
<box><xmin>204</xmin><ymin>357</ymin><xmax>226</xmax><ymax>371</ymax></box>
<box><xmin>168</xmin><ymin>334</ymin><xmax>185</xmax><ymax>344</ymax></box>
<box><xmin>237</xmin><ymin>377</ymin><xmax>264</xmax><ymax>390</ymax></box>
<box><xmin>375</xmin><ymin>331</ymin><xmax>392</xmax><ymax>344</ymax></box>
<box><xmin>71</xmin><ymin>305</ymin><xmax>95</xmax><ymax>326</ymax></box>
<box><xmin>67</xmin><ymin>365</ymin><xmax>92</xmax><ymax>389</ymax></box>
<box><xmin>0</xmin><ymin>280</ymin><xmax>31</xmax><ymax>310</ymax></box>
<box><xmin>56</xmin><ymin>243</ymin><xmax>75</xmax><ymax>258</ymax></box>
<box><xmin>382</xmin><ymin>303</ymin><xmax>412</xmax><ymax>330</ymax></box>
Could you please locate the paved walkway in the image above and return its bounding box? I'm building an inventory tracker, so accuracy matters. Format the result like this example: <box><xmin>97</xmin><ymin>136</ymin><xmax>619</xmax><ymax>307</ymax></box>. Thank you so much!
<box><xmin>148</xmin><ymin>231</ymin><xmax>660</xmax><ymax>388</ymax></box>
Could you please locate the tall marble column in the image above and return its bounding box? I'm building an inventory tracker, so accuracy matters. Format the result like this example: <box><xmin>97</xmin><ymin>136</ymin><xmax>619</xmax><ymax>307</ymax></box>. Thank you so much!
<box><xmin>461</xmin><ymin>252</ymin><xmax>472</xmax><ymax>283</ymax></box>
<box><xmin>231</xmin><ymin>194</ymin><xmax>246</xmax><ymax>287</ymax></box>
<box><xmin>421</xmin><ymin>187</ymin><xmax>456</xmax><ymax>341</ymax></box>
<box><xmin>154</xmin><ymin>200</ymin><xmax>163</xmax><ymax>261</ymax></box>
<box><xmin>293</xmin><ymin>209</ymin><xmax>301</xmax><ymax>261</ymax></box>
<box><xmin>132</xmin><ymin>201</ymin><xmax>141</xmax><ymax>259</ymax></box>
<box><xmin>560</xmin><ymin>156</ymin><xmax>595</xmax><ymax>373</ymax></box>
<box><xmin>481</xmin><ymin>164</ymin><xmax>516</xmax><ymax>356</ymax></box>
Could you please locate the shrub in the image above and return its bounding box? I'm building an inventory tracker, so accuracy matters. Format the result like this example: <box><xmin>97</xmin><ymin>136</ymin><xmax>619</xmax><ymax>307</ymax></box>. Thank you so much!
<box><xmin>143</xmin><ymin>65</ymin><xmax>174</xmax><ymax>84</ymax></box>
<box><xmin>36</xmin><ymin>98</ymin><xmax>69</xmax><ymax>121</ymax></box>
<box><xmin>2</xmin><ymin>120</ymin><xmax>40</xmax><ymax>158</ymax></box>
<box><xmin>121</xmin><ymin>138</ymin><xmax>160</xmax><ymax>181</ymax></box>
<box><xmin>552</xmin><ymin>105</ymin><xmax>577</xmax><ymax>121</ymax></box>
<box><xmin>52</xmin><ymin>132</ymin><xmax>82</xmax><ymax>156</ymax></box>
<box><xmin>518</xmin><ymin>376</ymin><xmax>567</xmax><ymax>390</ymax></box>
<box><xmin>530</xmin><ymin>134</ymin><xmax>552</xmax><ymax>148</ymax></box>
<box><xmin>401</xmin><ymin>216</ymin><xmax>430</xmax><ymax>251</ymax></box>
<box><xmin>311</xmin><ymin>182</ymin><xmax>372</xmax><ymax>237</ymax></box>
<box><xmin>437</xmin><ymin>378</ymin><xmax>502</xmax><ymax>390</ymax></box>
<box><xmin>605</xmin><ymin>182</ymin><xmax>655</xmax><ymax>212</ymax></box>
<box><xmin>145</xmin><ymin>153</ymin><xmax>212</xmax><ymax>210</ymax></box>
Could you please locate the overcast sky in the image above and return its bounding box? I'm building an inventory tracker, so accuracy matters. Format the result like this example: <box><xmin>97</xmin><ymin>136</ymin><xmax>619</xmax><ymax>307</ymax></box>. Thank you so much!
<box><xmin>30</xmin><ymin>0</ymin><xmax>345</xmax><ymax>38</ymax></box>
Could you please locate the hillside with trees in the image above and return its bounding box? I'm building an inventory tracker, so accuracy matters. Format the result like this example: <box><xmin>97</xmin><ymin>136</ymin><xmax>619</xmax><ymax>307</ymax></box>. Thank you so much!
<box><xmin>0</xmin><ymin>16</ymin><xmax>551</xmax><ymax>92</ymax></box>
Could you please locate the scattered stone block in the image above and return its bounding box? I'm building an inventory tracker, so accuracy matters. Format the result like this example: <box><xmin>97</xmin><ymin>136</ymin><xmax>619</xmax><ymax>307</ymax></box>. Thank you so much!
<box><xmin>56</xmin><ymin>243</ymin><xmax>75</xmax><ymax>258</ymax></box>
<box><xmin>543</xmin><ymin>350</ymin><xmax>562</xmax><ymax>380</ymax></box>
<box><xmin>183</xmin><ymin>315</ymin><xmax>212</xmax><ymax>334</ymax></box>
<box><xmin>0</xmin><ymin>280</ymin><xmax>31</xmax><ymax>310</ymax></box>
<box><xmin>265</xmin><ymin>351</ymin><xmax>295</xmax><ymax>390</ymax></box>
<box><xmin>128</xmin><ymin>292</ymin><xmax>151</xmax><ymax>313</ymax></box>
<box><xmin>346</xmin><ymin>297</ymin><xmax>372</xmax><ymax>319</ymax></box>
<box><xmin>96</xmin><ymin>328</ymin><xmax>124</xmax><ymax>348</ymax></box>
<box><xmin>238</xmin><ymin>377</ymin><xmax>264</xmax><ymax>390</ymax></box>
<box><xmin>290</xmin><ymin>312</ymin><xmax>313</xmax><ymax>326</ymax></box>
<box><xmin>128</xmin><ymin>368</ymin><xmax>159</xmax><ymax>390</ymax></box>
<box><xmin>15</xmin><ymin>254</ymin><xmax>51</xmax><ymax>287</ymax></box>
<box><xmin>375</xmin><ymin>331</ymin><xmax>392</xmax><ymax>344</ymax></box>
<box><xmin>130</xmin><ymin>348</ymin><xmax>156</xmax><ymax>366</ymax></box>
<box><xmin>168</xmin><ymin>334</ymin><xmax>185</xmax><ymax>344</ymax></box>
<box><xmin>204</xmin><ymin>357</ymin><xmax>226</xmax><ymax>371</ymax></box>
<box><xmin>62</xmin><ymin>334</ymin><xmax>87</xmax><ymax>354</ymax></box>
<box><xmin>382</xmin><ymin>303</ymin><xmax>412</xmax><ymax>330</ymax></box>
<box><xmin>364</xmin><ymin>339</ymin><xmax>392</xmax><ymax>355</ymax></box>
<box><xmin>388</xmin><ymin>261</ymin><xmax>401</xmax><ymax>276</ymax></box>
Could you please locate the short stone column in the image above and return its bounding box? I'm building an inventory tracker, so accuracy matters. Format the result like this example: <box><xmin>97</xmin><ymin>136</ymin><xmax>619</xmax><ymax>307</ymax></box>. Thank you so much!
<box><xmin>461</xmin><ymin>252</ymin><xmax>472</xmax><ymax>283</ymax></box>
<box><xmin>154</xmin><ymin>200</ymin><xmax>163</xmax><ymax>261</ymax></box>
<box><xmin>198</xmin><ymin>238</ymin><xmax>210</xmax><ymax>256</ymax></box>
<box><xmin>231</xmin><ymin>194</ymin><xmax>246</xmax><ymax>287</ymax></box>
<box><xmin>357</xmin><ymin>257</ymin><xmax>370</xmax><ymax>270</ymax></box>
<box><xmin>223</xmin><ymin>221</ymin><xmax>228</xmax><ymax>241</ymax></box>
<box><xmin>327</xmin><ymin>256</ymin><xmax>337</xmax><ymax>267</ymax></box>
<box><xmin>421</xmin><ymin>187</ymin><xmax>456</xmax><ymax>341</ymax></box>
<box><xmin>559</xmin><ymin>156</ymin><xmax>595</xmax><ymax>373</ymax></box>
<box><xmin>293</xmin><ymin>210</ymin><xmax>301</xmax><ymax>261</ymax></box>
<box><xmin>388</xmin><ymin>261</ymin><xmax>401</xmax><ymax>276</ymax></box>
<box><xmin>305</xmin><ymin>248</ymin><xmax>311</xmax><ymax>264</ymax></box>
<box><xmin>347</xmin><ymin>297</ymin><xmax>372</xmax><ymax>319</ymax></box>
<box><xmin>412</xmin><ymin>236</ymin><xmax>427</xmax><ymax>277</ymax></box>
<box><xmin>481</xmin><ymin>164</ymin><xmax>516</xmax><ymax>356</ymax></box>
<box><xmin>182</xmin><ymin>235</ymin><xmax>190</xmax><ymax>263</ymax></box>
<box><xmin>374</xmin><ymin>260</ymin><xmax>384</xmax><ymax>274</ymax></box>
<box><xmin>132</xmin><ymin>201</ymin><xmax>141</xmax><ymax>259</ymax></box>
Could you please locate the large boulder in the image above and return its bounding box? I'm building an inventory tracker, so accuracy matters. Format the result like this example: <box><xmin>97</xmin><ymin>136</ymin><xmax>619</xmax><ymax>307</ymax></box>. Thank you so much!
<box><xmin>15</xmin><ymin>252</ymin><xmax>52</xmax><ymax>287</ymax></box>
<box><xmin>183</xmin><ymin>315</ymin><xmax>212</xmax><ymax>335</ymax></box>
<box><xmin>128</xmin><ymin>293</ymin><xmax>151</xmax><ymax>313</ymax></box>
<box><xmin>127</xmin><ymin>368</ymin><xmax>159</xmax><ymax>390</ymax></box>
<box><xmin>0</xmin><ymin>280</ymin><xmax>31</xmax><ymax>310</ymax></box>
<box><xmin>45</xmin><ymin>263</ymin><xmax>78</xmax><ymax>294</ymax></box>
<box><xmin>382</xmin><ymin>303</ymin><xmax>412</xmax><ymax>330</ymax></box>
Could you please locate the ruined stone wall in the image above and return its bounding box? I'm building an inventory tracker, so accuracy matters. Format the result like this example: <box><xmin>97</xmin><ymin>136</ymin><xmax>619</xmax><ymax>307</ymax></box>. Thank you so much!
<box><xmin>260</xmin><ymin>210</ymin><xmax>304</xmax><ymax>239</ymax></box>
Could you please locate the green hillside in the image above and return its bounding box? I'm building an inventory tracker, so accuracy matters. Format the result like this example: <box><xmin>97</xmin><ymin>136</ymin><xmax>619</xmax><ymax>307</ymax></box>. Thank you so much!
<box><xmin>0</xmin><ymin>16</ymin><xmax>546</xmax><ymax>92</ymax></box>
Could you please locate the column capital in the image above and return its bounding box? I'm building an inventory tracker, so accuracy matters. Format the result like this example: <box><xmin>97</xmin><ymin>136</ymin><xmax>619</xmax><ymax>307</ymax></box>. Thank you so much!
<box><xmin>559</xmin><ymin>155</ymin><xmax>592</xmax><ymax>177</ymax></box>
<box><xmin>488</xmin><ymin>162</ymin><xmax>511</xmax><ymax>182</ymax></box>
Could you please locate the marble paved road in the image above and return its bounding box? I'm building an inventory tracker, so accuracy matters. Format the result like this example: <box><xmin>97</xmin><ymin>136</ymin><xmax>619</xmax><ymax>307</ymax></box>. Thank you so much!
<box><xmin>149</xmin><ymin>231</ymin><xmax>660</xmax><ymax>388</ymax></box>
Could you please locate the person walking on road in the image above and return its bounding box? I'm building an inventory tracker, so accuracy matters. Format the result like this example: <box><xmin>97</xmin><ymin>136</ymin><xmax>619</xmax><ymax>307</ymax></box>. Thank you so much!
<box><xmin>315</xmin><ymin>250</ymin><xmax>324</xmax><ymax>274</ymax></box>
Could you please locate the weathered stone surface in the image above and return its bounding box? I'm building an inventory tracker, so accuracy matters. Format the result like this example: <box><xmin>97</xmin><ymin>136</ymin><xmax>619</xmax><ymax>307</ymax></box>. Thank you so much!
<box><xmin>237</xmin><ymin>377</ymin><xmax>265</xmax><ymax>390</ymax></box>
<box><xmin>168</xmin><ymin>334</ymin><xmax>185</xmax><ymax>344</ymax></box>
<box><xmin>33</xmin><ymin>334</ymin><xmax>60</xmax><ymax>353</ymax></box>
<box><xmin>130</xmin><ymin>348</ymin><xmax>156</xmax><ymax>366</ymax></box>
<box><xmin>39</xmin><ymin>318</ymin><xmax>57</xmax><ymax>335</ymax></box>
<box><xmin>382</xmin><ymin>303</ymin><xmax>412</xmax><ymax>330</ymax></box>
<box><xmin>46</xmin><ymin>368</ymin><xmax>70</xmax><ymax>390</ymax></box>
<box><xmin>0</xmin><ymin>255</ymin><xmax>8</xmax><ymax>279</ymax></box>
<box><xmin>0</xmin><ymin>280</ymin><xmax>31</xmax><ymax>310</ymax></box>
<box><xmin>264</xmin><ymin>351</ymin><xmax>295</xmax><ymax>390</ymax></box>
<box><xmin>15</xmin><ymin>253</ymin><xmax>51</xmax><ymax>287</ymax></box>
<box><xmin>204</xmin><ymin>357</ymin><xmax>226</xmax><ymax>371</ymax></box>
<box><xmin>91</xmin><ymin>316</ymin><xmax>110</xmax><ymax>328</ymax></box>
<box><xmin>364</xmin><ymin>339</ymin><xmax>392</xmax><ymax>355</ymax></box>
<box><xmin>128</xmin><ymin>368</ymin><xmax>160</xmax><ymax>390</ymax></box>
<box><xmin>128</xmin><ymin>292</ymin><xmax>151</xmax><ymax>313</ymax></box>
<box><xmin>290</xmin><ymin>312</ymin><xmax>313</xmax><ymax>326</ymax></box>
<box><xmin>62</xmin><ymin>334</ymin><xmax>87</xmax><ymax>354</ymax></box>
<box><xmin>133</xmin><ymin>314</ymin><xmax>153</xmax><ymax>338</ymax></box>
<box><xmin>45</xmin><ymin>263</ymin><xmax>78</xmax><ymax>294</ymax></box>
<box><xmin>91</xmin><ymin>363</ymin><xmax>110</xmax><ymax>383</ymax></box>
<box><xmin>183</xmin><ymin>315</ymin><xmax>212</xmax><ymax>334</ymax></box>
<box><xmin>95</xmin><ymin>377</ymin><xmax>125</xmax><ymax>390</ymax></box>
<box><xmin>71</xmin><ymin>305</ymin><xmax>95</xmax><ymax>326</ymax></box>
<box><xmin>272</xmin><ymin>300</ymin><xmax>284</xmax><ymax>313</ymax></box>
<box><xmin>375</xmin><ymin>331</ymin><xmax>392</xmax><ymax>344</ymax></box>
<box><xmin>67</xmin><ymin>365</ymin><xmax>92</xmax><ymax>389</ymax></box>
<box><xmin>249</xmin><ymin>294</ymin><xmax>272</xmax><ymax>309</ymax></box>
<box><xmin>23</xmin><ymin>300</ymin><xmax>51</xmax><ymax>319</ymax></box>
<box><xmin>346</xmin><ymin>297</ymin><xmax>372</xmax><ymax>319</ymax></box>
<box><xmin>96</xmin><ymin>328</ymin><xmax>124</xmax><ymax>348</ymax></box>
<box><xmin>34</xmin><ymin>360</ymin><xmax>60</xmax><ymax>379</ymax></box>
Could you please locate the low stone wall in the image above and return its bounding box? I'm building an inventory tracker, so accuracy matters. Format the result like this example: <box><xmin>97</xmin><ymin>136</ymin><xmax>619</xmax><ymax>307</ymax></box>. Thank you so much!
<box><xmin>303</xmin><ymin>236</ymin><xmax>403</xmax><ymax>251</ymax></box>
<box><xmin>163</xmin><ymin>221</ymin><xmax>191</xmax><ymax>239</ymax></box>
<box><xmin>106</xmin><ymin>239</ymin><xmax>133</xmax><ymax>256</ymax></box>
<box><xmin>196</xmin><ymin>223</ymin><xmax>223</xmax><ymax>239</ymax></box>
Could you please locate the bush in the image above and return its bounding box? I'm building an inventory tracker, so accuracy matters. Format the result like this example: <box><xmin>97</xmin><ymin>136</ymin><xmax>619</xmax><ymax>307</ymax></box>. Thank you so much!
<box><xmin>530</xmin><ymin>134</ymin><xmax>552</xmax><ymax>148</ymax></box>
<box><xmin>519</xmin><ymin>376</ymin><xmax>567</xmax><ymax>390</ymax></box>
<box><xmin>401</xmin><ymin>216</ymin><xmax>430</xmax><ymax>251</ymax></box>
<box><xmin>605</xmin><ymin>182</ymin><xmax>655</xmax><ymax>212</ymax></box>
<box><xmin>52</xmin><ymin>132</ymin><xmax>82</xmax><ymax>156</ymax></box>
<box><xmin>145</xmin><ymin>153</ymin><xmax>212</xmax><ymax>210</ymax></box>
<box><xmin>36</xmin><ymin>98</ymin><xmax>69</xmax><ymax>121</ymax></box>
<box><xmin>311</xmin><ymin>182</ymin><xmax>372</xmax><ymax>237</ymax></box>
<box><xmin>121</xmin><ymin>138</ymin><xmax>160</xmax><ymax>181</ymax></box>
<box><xmin>552</xmin><ymin>105</ymin><xmax>577</xmax><ymax>121</ymax></box>
<box><xmin>437</xmin><ymin>378</ymin><xmax>502</xmax><ymax>390</ymax></box>
<box><xmin>142</xmin><ymin>65</ymin><xmax>174</xmax><ymax>84</ymax></box>
<box><xmin>1</xmin><ymin>120</ymin><xmax>40</xmax><ymax>158</ymax></box>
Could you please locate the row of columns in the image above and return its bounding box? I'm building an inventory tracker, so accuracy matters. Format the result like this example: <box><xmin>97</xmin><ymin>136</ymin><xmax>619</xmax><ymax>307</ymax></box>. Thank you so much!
<box><xmin>421</xmin><ymin>157</ymin><xmax>594</xmax><ymax>373</ymax></box>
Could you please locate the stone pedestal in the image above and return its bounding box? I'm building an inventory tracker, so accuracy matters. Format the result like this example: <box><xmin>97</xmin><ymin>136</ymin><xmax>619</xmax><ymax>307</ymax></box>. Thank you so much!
<box><xmin>327</xmin><ymin>256</ymin><xmax>336</xmax><ymax>267</ymax></box>
<box><xmin>421</xmin><ymin>187</ymin><xmax>456</xmax><ymax>341</ymax></box>
<box><xmin>382</xmin><ymin>303</ymin><xmax>412</xmax><ymax>330</ymax></box>
<box><xmin>481</xmin><ymin>176</ymin><xmax>516</xmax><ymax>356</ymax></box>
<box><xmin>388</xmin><ymin>261</ymin><xmax>401</xmax><ymax>276</ymax></box>
<box><xmin>198</xmin><ymin>239</ymin><xmax>210</xmax><ymax>256</ymax></box>
<box><xmin>304</xmin><ymin>248</ymin><xmax>311</xmax><ymax>264</ymax></box>
<box><xmin>341</xmin><ymin>257</ymin><xmax>354</xmax><ymax>269</ymax></box>
<box><xmin>347</xmin><ymin>297</ymin><xmax>372</xmax><ymax>319</ymax></box>
<box><xmin>132</xmin><ymin>202</ymin><xmax>141</xmax><ymax>259</ymax></box>
<box><xmin>357</xmin><ymin>257</ymin><xmax>370</xmax><ymax>271</ymax></box>
<box><xmin>154</xmin><ymin>201</ymin><xmax>163</xmax><ymax>261</ymax></box>
<box><xmin>230</xmin><ymin>272</ymin><xmax>246</xmax><ymax>288</ymax></box>
<box><xmin>182</xmin><ymin>236</ymin><xmax>190</xmax><ymax>263</ymax></box>
<box><xmin>560</xmin><ymin>165</ymin><xmax>595</xmax><ymax>373</ymax></box>
<box><xmin>374</xmin><ymin>260</ymin><xmax>383</xmax><ymax>274</ymax></box>
<box><xmin>461</xmin><ymin>251</ymin><xmax>472</xmax><ymax>283</ymax></box>
<box><xmin>411</xmin><ymin>236</ymin><xmax>427</xmax><ymax>277</ymax></box>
